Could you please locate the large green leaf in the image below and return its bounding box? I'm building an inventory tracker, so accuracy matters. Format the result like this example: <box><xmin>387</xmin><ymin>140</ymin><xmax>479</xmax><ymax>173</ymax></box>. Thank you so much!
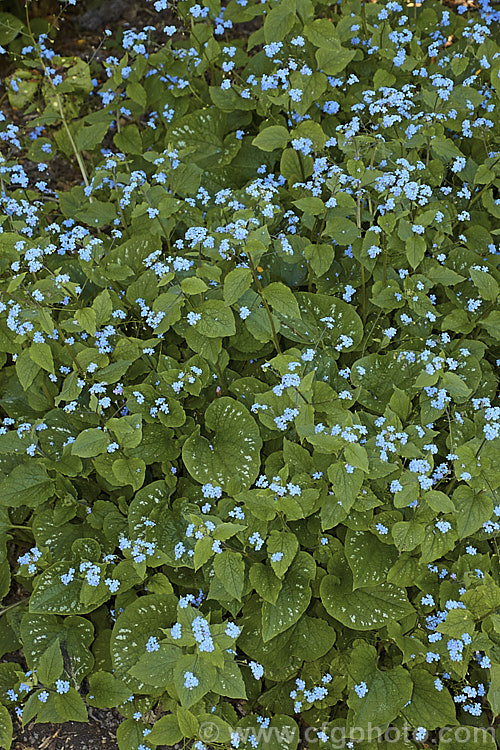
<box><xmin>182</xmin><ymin>397</ymin><xmax>262</xmax><ymax>493</ymax></box>
<box><xmin>111</xmin><ymin>595</ymin><xmax>177</xmax><ymax>692</ymax></box>
<box><xmin>345</xmin><ymin>530</ymin><xmax>397</xmax><ymax>589</ymax></box>
<box><xmin>29</xmin><ymin>563</ymin><xmax>109</xmax><ymax>615</ymax></box>
<box><xmin>0</xmin><ymin>463</ymin><xmax>54</xmax><ymax>508</ymax></box>
<box><xmin>438</xmin><ymin>727</ymin><xmax>496</xmax><ymax>750</ymax></box>
<box><xmin>350</xmin><ymin>353</ymin><xmax>418</xmax><ymax>413</ymax></box>
<box><xmin>20</xmin><ymin>613</ymin><xmax>94</xmax><ymax>683</ymax></box>
<box><xmin>278</xmin><ymin>292</ymin><xmax>363</xmax><ymax>352</ymax></box>
<box><xmin>347</xmin><ymin>642</ymin><xmax>412</xmax><ymax>732</ymax></box>
<box><xmin>404</xmin><ymin>669</ymin><xmax>458</xmax><ymax>729</ymax></box>
<box><xmin>195</xmin><ymin>300</ymin><xmax>236</xmax><ymax>338</ymax></box>
<box><xmin>453</xmin><ymin>486</ymin><xmax>493</xmax><ymax>539</ymax></box>
<box><xmin>321</xmin><ymin>561</ymin><xmax>414</xmax><ymax>631</ymax></box>
<box><xmin>71</xmin><ymin>428</ymin><xmax>110</xmax><ymax>458</ymax></box>
<box><xmin>0</xmin><ymin>704</ymin><xmax>12</xmax><ymax>750</ymax></box>
<box><xmin>127</xmin><ymin>482</ymin><xmax>195</xmax><ymax>567</ymax></box>
<box><xmin>87</xmin><ymin>671</ymin><xmax>133</xmax><ymax>708</ymax></box>
<box><xmin>236</xmin><ymin>715</ymin><xmax>299</xmax><ymax>750</ymax></box>
<box><xmin>261</xmin><ymin>552</ymin><xmax>316</xmax><ymax>642</ymax></box>
<box><xmin>173</xmin><ymin>654</ymin><xmax>216</xmax><ymax>709</ymax></box>
<box><xmin>212</xmin><ymin>658</ymin><xmax>247</xmax><ymax>699</ymax></box>
<box><xmin>213</xmin><ymin>550</ymin><xmax>245</xmax><ymax>600</ymax></box>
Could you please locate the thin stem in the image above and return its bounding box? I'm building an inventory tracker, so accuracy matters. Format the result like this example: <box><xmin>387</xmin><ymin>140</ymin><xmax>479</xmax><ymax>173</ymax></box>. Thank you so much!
<box><xmin>9</xmin><ymin>525</ymin><xmax>34</xmax><ymax>531</ymax></box>
<box><xmin>24</xmin><ymin>4</ymin><xmax>92</xmax><ymax>198</ymax></box>
<box><xmin>0</xmin><ymin>598</ymin><xmax>29</xmax><ymax>617</ymax></box>
<box><xmin>248</xmin><ymin>255</ymin><xmax>281</xmax><ymax>355</ymax></box>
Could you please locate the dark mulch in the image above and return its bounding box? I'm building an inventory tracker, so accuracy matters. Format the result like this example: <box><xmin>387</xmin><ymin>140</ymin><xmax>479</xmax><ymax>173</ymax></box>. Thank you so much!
<box><xmin>11</xmin><ymin>707</ymin><xmax>122</xmax><ymax>750</ymax></box>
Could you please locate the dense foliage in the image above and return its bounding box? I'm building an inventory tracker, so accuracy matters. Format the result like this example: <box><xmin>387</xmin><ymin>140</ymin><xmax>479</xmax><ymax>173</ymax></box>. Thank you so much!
<box><xmin>0</xmin><ymin>0</ymin><xmax>499</xmax><ymax>747</ymax></box>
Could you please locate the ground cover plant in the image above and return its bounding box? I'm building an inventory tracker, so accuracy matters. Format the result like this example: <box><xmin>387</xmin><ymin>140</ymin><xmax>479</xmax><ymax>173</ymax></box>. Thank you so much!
<box><xmin>0</xmin><ymin>0</ymin><xmax>499</xmax><ymax>747</ymax></box>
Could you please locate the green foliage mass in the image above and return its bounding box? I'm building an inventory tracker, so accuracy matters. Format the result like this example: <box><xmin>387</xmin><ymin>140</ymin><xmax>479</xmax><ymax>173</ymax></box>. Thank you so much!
<box><xmin>0</xmin><ymin>0</ymin><xmax>499</xmax><ymax>747</ymax></box>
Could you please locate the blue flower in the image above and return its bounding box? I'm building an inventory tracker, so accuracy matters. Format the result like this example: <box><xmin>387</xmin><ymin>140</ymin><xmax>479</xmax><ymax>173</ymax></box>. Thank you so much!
<box><xmin>184</xmin><ymin>671</ymin><xmax>199</xmax><ymax>689</ymax></box>
<box><xmin>354</xmin><ymin>681</ymin><xmax>368</xmax><ymax>698</ymax></box>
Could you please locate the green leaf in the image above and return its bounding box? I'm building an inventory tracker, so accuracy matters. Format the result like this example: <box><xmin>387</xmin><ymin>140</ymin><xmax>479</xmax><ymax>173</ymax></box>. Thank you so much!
<box><xmin>237</xmin><ymin>715</ymin><xmax>299</xmax><ymax>750</ymax></box>
<box><xmin>128</xmin><ymin>644</ymin><xmax>181</xmax><ymax>689</ymax></box>
<box><xmin>0</xmin><ymin>704</ymin><xmax>12</xmax><ymax>750</ymax></box>
<box><xmin>194</xmin><ymin>536</ymin><xmax>214</xmax><ymax>571</ymax></box>
<box><xmin>126</xmin><ymin>82</ymin><xmax>146</xmax><ymax>108</ymax></box>
<box><xmin>182</xmin><ymin>397</ymin><xmax>262</xmax><ymax>493</ymax></box>
<box><xmin>423</xmin><ymin>490</ymin><xmax>455</xmax><ymax>514</ymax></box>
<box><xmin>345</xmin><ymin>530</ymin><xmax>397</xmax><ymax>589</ymax></box>
<box><xmin>87</xmin><ymin>671</ymin><xmax>133</xmax><ymax>708</ymax></box>
<box><xmin>278</xmin><ymin>292</ymin><xmax>363</xmax><ymax>352</ymax></box>
<box><xmin>71</xmin><ymin>428</ymin><xmax>110</xmax><ymax>458</ymax></box>
<box><xmin>92</xmin><ymin>289</ymin><xmax>113</xmax><ymax>326</ymax></box>
<box><xmin>470</xmin><ymin>267</ymin><xmax>498</xmax><ymax>301</ymax></box>
<box><xmin>116</xmin><ymin>718</ymin><xmax>144</xmax><ymax>750</ymax></box>
<box><xmin>75</xmin><ymin>308</ymin><xmax>97</xmax><ymax>336</ymax></box>
<box><xmin>348</xmin><ymin>642</ymin><xmax>412</xmax><ymax>732</ymax></box>
<box><xmin>181</xmin><ymin>277</ymin><xmax>208</xmax><ymax>295</ymax></box>
<box><xmin>404</xmin><ymin>669</ymin><xmax>458</xmax><ymax>729</ymax></box>
<box><xmin>263</xmin><ymin>0</ymin><xmax>295</xmax><ymax>43</ymax></box>
<box><xmin>76</xmin><ymin>120</ymin><xmax>110</xmax><ymax>151</ymax></box>
<box><xmin>321</xmin><ymin>567</ymin><xmax>414</xmax><ymax>631</ymax></box>
<box><xmin>442</xmin><ymin>371</ymin><xmax>471</xmax><ymax>400</ymax></box>
<box><xmin>304</xmin><ymin>243</ymin><xmax>334</xmax><ymax>277</ymax></box>
<box><xmin>487</xmin><ymin>663</ymin><xmax>500</xmax><ymax>718</ymax></box>
<box><xmin>177</xmin><ymin>706</ymin><xmax>199</xmax><ymax>738</ymax></box>
<box><xmin>214</xmin><ymin>551</ymin><xmax>245</xmax><ymax>600</ymax></box>
<box><xmin>454</xmin><ymin>486</ymin><xmax>492</xmax><ymax>539</ymax></box>
<box><xmin>112</xmin><ymin>457</ymin><xmax>146</xmax><ymax>491</ymax></box>
<box><xmin>252</xmin><ymin>125</ymin><xmax>290</xmax><ymax>152</ymax></box>
<box><xmin>53</xmin><ymin>688</ymin><xmax>88</xmax><ymax>722</ymax></box>
<box><xmin>37</xmin><ymin>638</ymin><xmax>63</xmax><ymax>684</ymax></box>
<box><xmin>147</xmin><ymin>714</ymin><xmax>183</xmax><ymax>746</ymax></box>
<box><xmin>224</xmin><ymin>267</ymin><xmax>253</xmax><ymax>305</ymax></box>
<box><xmin>16</xmin><ymin>347</ymin><xmax>40</xmax><ymax>390</ymax></box>
<box><xmin>196</xmin><ymin>300</ymin><xmax>236</xmax><ymax>338</ymax></box>
<box><xmin>249</xmin><ymin>563</ymin><xmax>282</xmax><ymax>604</ymax></box>
<box><xmin>106</xmin><ymin>414</ymin><xmax>142</xmax><ymax>449</ymax></box>
<box><xmin>315</xmin><ymin>46</ymin><xmax>356</xmax><ymax>75</ymax></box>
<box><xmin>20</xmin><ymin>614</ymin><xmax>94</xmax><ymax>683</ymax></box>
<box><xmin>262</xmin><ymin>282</ymin><xmax>301</xmax><ymax>319</ymax></box>
<box><xmin>392</xmin><ymin>521</ymin><xmax>425</xmax><ymax>552</ymax></box>
<box><xmin>111</xmin><ymin>595</ymin><xmax>177</xmax><ymax>691</ymax></box>
<box><xmin>267</xmin><ymin>530</ymin><xmax>298</xmax><ymax>578</ymax></box>
<box><xmin>291</xmin><ymin>615</ymin><xmax>336</xmax><ymax>660</ymax></box>
<box><xmin>261</xmin><ymin>552</ymin><xmax>315</xmax><ymax>642</ymax></box>
<box><xmin>344</xmin><ymin>443</ymin><xmax>369</xmax><ymax>473</ymax></box>
<box><xmin>30</xmin><ymin>562</ymin><xmax>109</xmax><ymax>615</ymax></box>
<box><xmin>29</xmin><ymin>342</ymin><xmax>54</xmax><ymax>373</ymax></box>
<box><xmin>0</xmin><ymin>12</ymin><xmax>24</xmax><ymax>45</ymax></box>
<box><xmin>325</xmin><ymin>217</ymin><xmax>359</xmax><ymax>245</ymax></box>
<box><xmin>213</xmin><ymin>659</ymin><xmax>247</xmax><ymax>699</ymax></box>
<box><xmin>480</xmin><ymin>311</ymin><xmax>500</xmax><ymax>338</ymax></box>
<box><xmin>114</xmin><ymin>124</ymin><xmax>142</xmax><ymax>155</ymax></box>
<box><xmin>405</xmin><ymin>235</ymin><xmax>426</xmax><ymax>268</ymax></box>
<box><xmin>438</xmin><ymin>727</ymin><xmax>496</xmax><ymax>750</ymax></box>
<box><xmin>0</xmin><ymin>463</ymin><xmax>53</xmax><ymax>508</ymax></box>
<box><xmin>0</xmin><ymin>560</ymin><xmax>10</xmax><ymax>601</ymax></box>
<box><xmin>293</xmin><ymin>197</ymin><xmax>326</xmax><ymax>215</ymax></box>
<box><xmin>174</xmin><ymin>654</ymin><xmax>216</xmax><ymax>709</ymax></box>
<box><xmin>430</xmin><ymin>138</ymin><xmax>463</xmax><ymax>162</ymax></box>
<box><xmin>328</xmin><ymin>463</ymin><xmax>363</xmax><ymax>512</ymax></box>
<box><xmin>350</xmin><ymin>353</ymin><xmax>416</xmax><ymax>413</ymax></box>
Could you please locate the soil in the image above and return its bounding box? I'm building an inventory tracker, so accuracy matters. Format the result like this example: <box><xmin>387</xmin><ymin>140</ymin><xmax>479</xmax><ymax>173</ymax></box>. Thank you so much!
<box><xmin>11</xmin><ymin>707</ymin><xmax>122</xmax><ymax>750</ymax></box>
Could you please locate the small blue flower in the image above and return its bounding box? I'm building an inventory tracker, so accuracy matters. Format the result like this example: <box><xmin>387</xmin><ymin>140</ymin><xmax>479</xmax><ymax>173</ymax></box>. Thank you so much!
<box><xmin>184</xmin><ymin>671</ymin><xmax>199</xmax><ymax>689</ymax></box>
<box><xmin>354</xmin><ymin>682</ymin><xmax>368</xmax><ymax>698</ymax></box>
